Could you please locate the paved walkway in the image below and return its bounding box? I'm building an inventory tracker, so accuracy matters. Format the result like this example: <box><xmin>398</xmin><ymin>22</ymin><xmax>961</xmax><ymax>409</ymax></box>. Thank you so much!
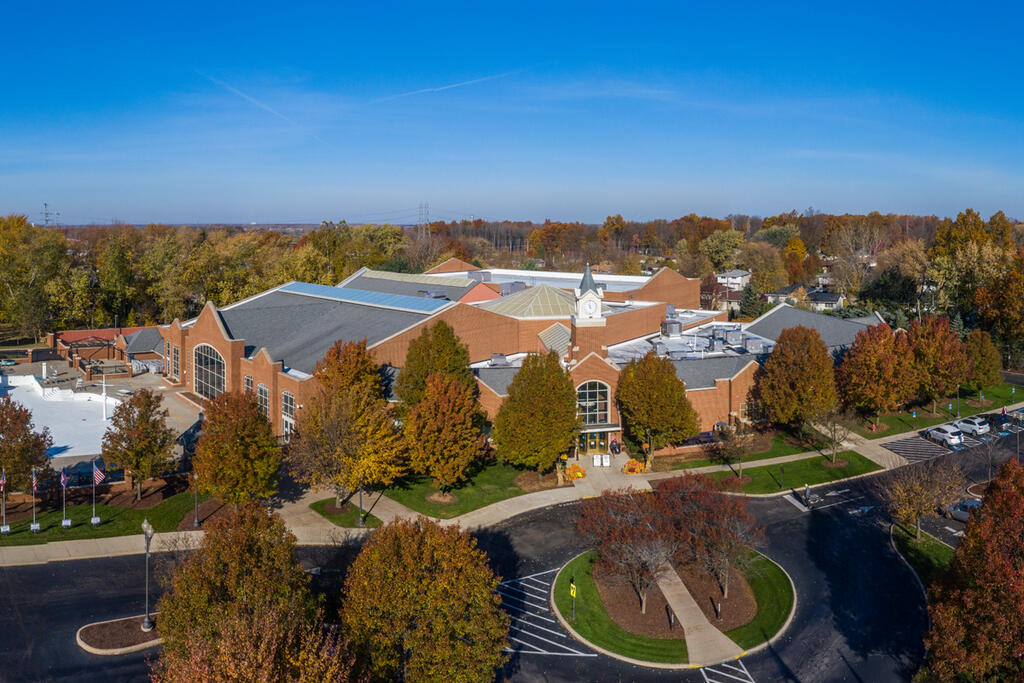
<box><xmin>657</xmin><ymin>565</ymin><xmax>743</xmax><ymax>665</ymax></box>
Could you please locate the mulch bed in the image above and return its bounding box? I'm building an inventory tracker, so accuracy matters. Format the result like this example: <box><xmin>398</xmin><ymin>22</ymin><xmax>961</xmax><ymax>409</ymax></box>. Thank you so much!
<box><xmin>864</xmin><ymin>422</ymin><xmax>891</xmax><ymax>435</ymax></box>
<box><xmin>426</xmin><ymin>492</ymin><xmax>457</xmax><ymax>505</ymax></box>
<box><xmin>821</xmin><ymin>458</ymin><xmax>849</xmax><ymax>469</ymax></box>
<box><xmin>966</xmin><ymin>398</ymin><xmax>992</xmax><ymax>408</ymax></box>
<box><xmin>967</xmin><ymin>483</ymin><xmax>989</xmax><ymax>498</ymax></box>
<box><xmin>514</xmin><ymin>471</ymin><xmax>572</xmax><ymax>493</ymax></box>
<box><xmin>674</xmin><ymin>561</ymin><xmax>756</xmax><ymax>631</ymax></box>
<box><xmin>175</xmin><ymin>498</ymin><xmax>230</xmax><ymax>531</ymax></box>
<box><xmin>78</xmin><ymin>615</ymin><xmax>160</xmax><ymax>650</ymax></box>
<box><xmin>592</xmin><ymin>564</ymin><xmax>683</xmax><ymax>639</ymax></box>
<box><xmin>717</xmin><ymin>474</ymin><xmax>753</xmax><ymax>490</ymax></box>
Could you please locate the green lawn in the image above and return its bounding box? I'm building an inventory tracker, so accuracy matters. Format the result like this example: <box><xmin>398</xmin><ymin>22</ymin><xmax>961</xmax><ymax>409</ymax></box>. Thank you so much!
<box><xmin>0</xmin><ymin>491</ymin><xmax>202</xmax><ymax>546</ymax></box>
<box><xmin>383</xmin><ymin>461</ymin><xmax>527</xmax><ymax>519</ymax></box>
<box><xmin>892</xmin><ymin>524</ymin><xmax>955</xmax><ymax>588</ymax></box>
<box><xmin>710</xmin><ymin>451</ymin><xmax>882</xmax><ymax>494</ymax></box>
<box><xmin>310</xmin><ymin>498</ymin><xmax>381</xmax><ymax>528</ymax></box>
<box><xmin>725</xmin><ymin>552</ymin><xmax>794</xmax><ymax>649</ymax></box>
<box><xmin>553</xmin><ymin>551</ymin><xmax>688</xmax><ymax>663</ymax></box>
<box><xmin>671</xmin><ymin>433</ymin><xmax>814</xmax><ymax>471</ymax></box>
<box><xmin>856</xmin><ymin>383</ymin><xmax>1021</xmax><ymax>440</ymax></box>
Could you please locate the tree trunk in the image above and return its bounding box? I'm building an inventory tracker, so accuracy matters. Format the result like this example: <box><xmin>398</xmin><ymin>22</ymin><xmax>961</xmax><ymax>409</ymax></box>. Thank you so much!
<box><xmin>722</xmin><ymin>564</ymin><xmax>730</xmax><ymax>599</ymax></box>
<box><xmin>640</xmin><ymin>588</ymin><xmax>648</xmax><ymax>615</ymax></box>
<box><xmin>916</xmin><ymin>518</ymin><xmax>921</xmax><ymax>541</ymax></box>
<box><xmin>136</xmin><ymin>479</ymin><xmax>142</xmax><ymax>502</ymax></box>
<box><xmin>555</xmin><ymin>464</ymin><xmax>565</xmax><ymax>486</ymax></box>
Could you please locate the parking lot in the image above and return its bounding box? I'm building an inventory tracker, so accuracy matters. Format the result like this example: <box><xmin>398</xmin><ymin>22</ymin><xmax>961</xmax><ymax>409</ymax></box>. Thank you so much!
<box><xmin>881</xmin><ymin>411</ymin><xmax>1024</xmax><ymax>464</ymax></box>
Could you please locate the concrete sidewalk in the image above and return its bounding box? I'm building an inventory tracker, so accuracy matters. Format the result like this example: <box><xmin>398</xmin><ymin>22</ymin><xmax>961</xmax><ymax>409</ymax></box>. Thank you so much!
<box><xmin>0</xmin><ymin>530</ymin><xmax>203</xmax><ymax>567</ymax></box>
<box><xmin>657</xmin><ymin>565</ymin><xmax>742</xmax><ymax>666</ymax></box>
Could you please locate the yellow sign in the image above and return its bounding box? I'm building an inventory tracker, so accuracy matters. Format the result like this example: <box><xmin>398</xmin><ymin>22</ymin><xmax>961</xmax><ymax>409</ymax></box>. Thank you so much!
<box><xmin>570</xmin><ymin>584</ymin><xmax>576</xmax><ymax>598</ymax></box>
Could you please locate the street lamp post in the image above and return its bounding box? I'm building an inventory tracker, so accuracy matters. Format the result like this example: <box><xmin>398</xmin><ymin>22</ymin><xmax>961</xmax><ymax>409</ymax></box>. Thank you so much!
<box><xmin>141</xmin><ymin>518</ymin><xmax>155</xmax><ymax>632</ymax></box>
<box><xmin>192</xmin><ymin>472</ymin><xmax>199</xmax><ymax>528</ymax></box>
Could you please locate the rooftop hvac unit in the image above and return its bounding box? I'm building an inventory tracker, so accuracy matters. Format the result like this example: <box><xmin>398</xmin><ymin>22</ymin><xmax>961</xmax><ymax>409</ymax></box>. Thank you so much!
<box><xmin>468</xmin><ymin>272</ymin><xmax>485</xmax><ymax>282</ymax></box>
<box><xmin>665</xmin><ymin>304</ymin><xmax>676</xmax><ymax>318</ymax></box>
<box><xmin>712</xmin><ymin>339</ymin><xmax>725</xmax><ymax>352</ymax></box>
<box><xmin>511</xmin><ymin>281</ymin><xmax>526</xmax><ymax>293</ymax></box>
<box><xmin>653</xmin><ymin>342</ymin><xmax>668</xmax><ymax>356</ymax></box>
<box><xmin>744</xmin><ymin>338</ymin><xmax>764</xmax><ymax>353</ymax></box>
<box><xmin>481</xmin><ymin>271</ymin><xmax>492</xmax><ymax>282</ymax></box>
<box><xmin>725</xmin><ymin>329</ymin><xmax>743</xmax><ymax>345</ymax></box>
<box><xmin>499</xmin><ymin>283</ymin><xmax>514</xmax><ymax>296</ymax></box>
<box><xmin>489</xmin><ymin>353</ymin><xmax>510</xmax><ymax>367</ymax></box>
<box><xmin>661</xmin><ymin>319</ymin><xmax>683</xmax><ymax>337</ymax></box>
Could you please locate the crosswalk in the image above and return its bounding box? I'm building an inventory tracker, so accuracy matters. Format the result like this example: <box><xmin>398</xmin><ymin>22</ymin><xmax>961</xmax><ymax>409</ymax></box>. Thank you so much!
<box><xmin>701</xmin><ymin>658</ymin><xmax>756</xmax><ymax>683</ymax></box>
<box><xmin>882</xmin><ymin>436</ymin><xmax>949</xmax><ymax>463</ymax></box>
<box><xmin>497</xmin><ymin>569</ymin><xmax>596</xmax><ymax>658</ymax></box>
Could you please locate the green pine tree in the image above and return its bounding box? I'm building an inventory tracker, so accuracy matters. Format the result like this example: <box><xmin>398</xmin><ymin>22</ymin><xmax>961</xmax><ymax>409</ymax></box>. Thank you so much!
<box><xmin>739</xmin><ymin>282</ymin><xmax>763</xmax><ymax>318</ymax></box>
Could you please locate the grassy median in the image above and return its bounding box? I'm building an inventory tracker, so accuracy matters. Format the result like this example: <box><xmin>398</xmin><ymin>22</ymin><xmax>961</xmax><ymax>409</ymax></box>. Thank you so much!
<box><xmin>892</xmin><ymin>524</ymin><xmax>955</xmax><ymax>588</ymax></box>
<box><xmin>711</xmin><ymin>451</ymin><xmax>882</xmax><ymax>494</ymax></box>
<box><xmin>310</xmin><ymin>498</ymin><xmax>382</xmax><ymax>528</ymax></box>
<box><xmin>725</xmin><ymin>552</ymin><xmax>794</xmax><ymax>649</ymax></box>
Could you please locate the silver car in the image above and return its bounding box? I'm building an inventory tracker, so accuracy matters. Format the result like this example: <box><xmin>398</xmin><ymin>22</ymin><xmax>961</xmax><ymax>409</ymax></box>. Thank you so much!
<box><xmin>944</xmin><ymin>498</ymin><xmax>982</xmax><ymax>522</ymax></box>
<box><xmin>928</xmin><ymin>424</ymin><xmax>964</xmax><ymax>447</ymax></box>
<box><xmin>954</xmin><ymin>417</ymin><xmax>990</xmax><ymax>437</ymax></box>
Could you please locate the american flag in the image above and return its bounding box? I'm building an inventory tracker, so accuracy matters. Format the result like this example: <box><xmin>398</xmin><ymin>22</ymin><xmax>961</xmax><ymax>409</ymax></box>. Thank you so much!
<box><xmin>60</xmin><ymin>470</ymin><xmax>67</xmax><ymax>489</ymax></box>
<box><xmin>0</xmin><ymin>468</ymin><xmax>5</xmax><ymax>492</ymax></box>
<box><xmin>93</xmin><ymin>462</ymin><xmax>105</xmax><ymax>486</ymax></box>
<box><xmin>31</xmin><ymin>469</ymin><xmax>37</xmax><ymax>492</ymax></box>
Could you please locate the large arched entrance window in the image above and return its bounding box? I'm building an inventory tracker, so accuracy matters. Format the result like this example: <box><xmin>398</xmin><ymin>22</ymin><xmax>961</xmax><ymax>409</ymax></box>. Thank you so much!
<box><xmin>576</xmin><ymin>381</ymin><xmax>610</xmax><ymax>426</ymax></box>
<box><xmin>193</xmin><ymin>344</ymin><xmax>225</xmax><ymax>400</ymax></box>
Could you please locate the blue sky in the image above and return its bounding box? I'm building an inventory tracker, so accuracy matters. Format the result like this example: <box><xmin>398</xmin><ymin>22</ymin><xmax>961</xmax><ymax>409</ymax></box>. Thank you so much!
<box><xmin>2</xmin><ymin>2</ymin><xmax>1022</xmax><ymax>225</ymax></box>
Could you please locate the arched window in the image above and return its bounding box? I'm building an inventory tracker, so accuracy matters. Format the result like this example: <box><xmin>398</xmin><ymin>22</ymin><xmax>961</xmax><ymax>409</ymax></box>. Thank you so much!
<box><xmin>576</xmin><ymin>381</ymin><xmax>610</xmax><ymax>426</ymax></box>
<box><xmin>281</xmin><ymin>391</ymin><xmax>295</xmax><ymax>437</ymax></box>
<box><xmin>193</xmin><ymin>344</ymin><xmax>225</xmax><ymax>400</ymax></box>
<box><xmin>257</xmin><ymin>384</ymin><xmax>269</xmax><ymax>418</ymax></box>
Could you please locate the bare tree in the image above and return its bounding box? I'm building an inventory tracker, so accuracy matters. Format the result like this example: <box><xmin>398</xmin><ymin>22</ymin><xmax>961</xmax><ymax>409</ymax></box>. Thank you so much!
<box><xmin>819</xmin><ymin>407</ymin><xmax>851</xmax><ymax>463</ymax></box>
<box><xmin>884</xmin><ymin>460</ymin><xmax>964</xmax><ymax>540</ymax></box>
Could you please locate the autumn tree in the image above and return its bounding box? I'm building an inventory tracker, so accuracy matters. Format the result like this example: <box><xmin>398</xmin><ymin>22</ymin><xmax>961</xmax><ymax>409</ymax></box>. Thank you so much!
<box><xmin>404</xmin><ymin>373</ymin><xmax>484</xmax><ymax>493</ymax></box>
<box><xmin>394</xmin><ymin>321</ymin><xmax>473</xmax><ymax>414</ymax></box>
<box><xmin>975</xmin><ymin>252</ymin><xmax>1024</xmax><ymax>366</ymax></box>
<box><xmin>577</xmin><ymin>488</ymin><xmax>680</xmax><ymax>614</ymax></box>
<box><xmin>964</xmin><ymin>328</ymin><xmax>1002</xmax><ymax>391</ymax></box>
<box><xmin>287</xmin><ymin>340</ymin><xmax>406</xmax><ymax>515</ymax></box>
<box><xmin>0</xmin><ymin>394</ymin><xmax>52</xmax><ymax>493</ymax></box>
<box><xmin>925</xmin><ymin>460</ymin><xmax>1024</xmax><ymax>681</ymax></box>
<box><xmin>698</xmin><ymin>230</ymin><xmax>744</xmax><ymax>271</ymax></box>
<box><xmin>492</xmin><ymin>351</ymin><xmax>578</xmax><ymax>480</ymax></box>
<box><xmin>342</xmin><ymin>518</ymin><xmax>509</xmax><ymax>681</ymax></box>
<box><xmin>884</xmin><ymin>460</ymin><xmax>963</xmax><ymax>540</ymax></box>
<box><xmin>154</xmin><ymin>504</ymin><xmax>341</xmax><ymax>682</ymax></box>
<box><xmin>837</xmin><ymin>324</ymin><xmax>914</xmax><ymax>422</ymax></box>
<box><xmin>907</xmin><ymin>316</ymin><xmax>969</xmax><ymax>413</ymax></box>
<box><xmin>616</xmin><ymin>351</ymin><xmax>700</xmax><ymax>461</ymax></box>
<box><xmin>101</xmin><ymin>389</ymin><xmax>174</xmax><ymax>501</ymax></box>
<box><xmin>757</xmin><ymin>326</ymin><xmax>838</xmax><ymax>427</ymax></box>
<box><xmin>194</xmin><ymin>392</ymin><xmax>281</xmax><ymax>506</ymax></box>
<box><xmin>707</xmin><ymin>424</ymin><xmax>753</xmax><ymax>481</ymax></box>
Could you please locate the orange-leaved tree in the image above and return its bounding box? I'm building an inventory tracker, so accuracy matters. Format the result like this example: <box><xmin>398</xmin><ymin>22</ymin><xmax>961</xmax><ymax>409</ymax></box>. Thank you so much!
<box><xmin>0</xmin><ymin>394</ymin><xmax>52</xmax><ymax>494</ymax></box>
<box><xmin>342</xmin><ymin>517</ymin><xmax>509</xmax><ymax>681</ymax></box>
<box><xmin>101</xmin><ymin>389</ymin><xmax>174</xmax><ymax>500</ymax></box>
<box><xmin>838</xmin><ymin>323</ymin><xmax>914</xmax><ymax>423</ymax></box>
<box><xmin>925</xmin><ymin>460</ymin><xmax>1024</xmax><ymax>681</ymax></box>
<box><xmin>757</xmin><ymin>325</ymin><xmax>837</xmax><ymax>428</ymax></box>
<box><xmin>194</xmin><ymin>392</ymin><xmax>280</xmax><ymax>506</ymax></box>
<box><xmin>404</xmin><ymin>372</ymin><xmax>485</xmax><ymax>492</ymax></box>
<box><xmin>153</xmin><ymin>504</ymin><xmax>349</xmax><ymax>682</ymax></box>
<box><xmin>907</xmin><ymin>316</ymin><xmax>969</xmax><ymax>414</ymax></box>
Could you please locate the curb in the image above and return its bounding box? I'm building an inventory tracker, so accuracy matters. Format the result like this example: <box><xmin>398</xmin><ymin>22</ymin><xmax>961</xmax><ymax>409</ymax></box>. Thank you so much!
<box><xmin>548</xmin><ymin>550</ymin><xmax>797</xmax><ymax>670</ymax></box>
<box><xmin>76</xmin><ymin>614</ymin><xmax>163</xmax><ymax>656</ymax></box>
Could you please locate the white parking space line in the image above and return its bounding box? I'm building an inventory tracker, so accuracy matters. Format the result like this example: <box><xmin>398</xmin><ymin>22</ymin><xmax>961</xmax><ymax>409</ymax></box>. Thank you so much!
<box><xmin>498</xmin><ymin>570</ymin><xmax>596</xmax><ymax>657</ymax></box>
<box><xmin>701</xmin><ymin>658</ymin><xmax>755</xmax><ymax>683</ymax></box>
<box><xmin>783</xmin><ymin>494</ymin><xmax>809</xmax><ymax>512</ymax></box>
<box><xmin>943</xmin><ymin>526</ymin><xmax>965</xmax><ymax>537</ymax></box>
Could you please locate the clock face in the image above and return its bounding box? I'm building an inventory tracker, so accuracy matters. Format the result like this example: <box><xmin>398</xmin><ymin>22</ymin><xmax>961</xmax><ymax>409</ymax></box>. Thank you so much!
<box><xmin>583</xmin><ymin>300</ymin><xmax>598</xmax><ymax>315</ymax></box>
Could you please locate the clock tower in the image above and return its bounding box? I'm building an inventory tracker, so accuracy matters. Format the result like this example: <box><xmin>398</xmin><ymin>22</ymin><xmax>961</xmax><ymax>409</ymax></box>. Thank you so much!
<box><xmin>573</xmin><ymin>264</ymin><xmax>605</xmax><ymax>328</ymax></box>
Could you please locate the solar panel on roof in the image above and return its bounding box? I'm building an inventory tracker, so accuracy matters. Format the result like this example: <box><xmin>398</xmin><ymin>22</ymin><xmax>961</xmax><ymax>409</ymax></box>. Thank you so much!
<box><xmin>279</xmin><ymin>282</ymin><xmax>451</xmax><ymax>313</ymax></box>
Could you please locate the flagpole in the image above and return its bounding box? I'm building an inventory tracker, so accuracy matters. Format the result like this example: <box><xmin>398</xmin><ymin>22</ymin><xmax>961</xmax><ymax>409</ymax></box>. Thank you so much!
<box><xmin>31</xmin><ymin>467</ymin><xmax>35</xmax><ymax>527</ymax></box>
<box><xmin>92</xmin><ymin>459</ymin><xmax>96</xmax><ymax>519</ymax></box>
<box><xmin>62</xmin><ymin>470</ymin><xmax>66</xmax><ymax>525</ymax></box>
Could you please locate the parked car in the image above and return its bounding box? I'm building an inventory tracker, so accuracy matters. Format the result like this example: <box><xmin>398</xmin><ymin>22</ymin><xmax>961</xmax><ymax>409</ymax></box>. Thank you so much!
<box><xmin>944</xmin><ymin>498</ymin><xmax>982</xmax><ymax>523</ymax></box>
<box><xmin>0</xmin><ymin>359</ymin><xmax>15</xmax><ymax>366</ymax></box>
<box><xmin>987</xmin><ymin>413</ymin><xmax>1014</xmax><ymax>432</ymax></box>
<box><xmin>927</xmin><ymin>424</ymin><xmax>965</xmax><ymax>447</ymax></box>
<box><xmin>954</xmin><ymin>416</ymin><xmax>990</xmax><ymax>437</ymax></box>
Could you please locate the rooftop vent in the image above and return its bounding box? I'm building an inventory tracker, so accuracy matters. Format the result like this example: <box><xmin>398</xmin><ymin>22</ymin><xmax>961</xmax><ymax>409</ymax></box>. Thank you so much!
<box><xmin>418</xmin><ymin>290</ymin><xmax>449</xmax><ymax>299</ymax></box>
<box><xmin>661</xmin><ymin>319</ymin><xmax>683</xmax><ymax>337</ymax></box>
<box><xmin>489</xmin><ymin>353</ymin><xmax>511</xmax><ymax>367</ymax></box>
<box><xmin>665</xmin><ymin>304</ymin><xmax>676</xmax><ymax>318</ymax></box>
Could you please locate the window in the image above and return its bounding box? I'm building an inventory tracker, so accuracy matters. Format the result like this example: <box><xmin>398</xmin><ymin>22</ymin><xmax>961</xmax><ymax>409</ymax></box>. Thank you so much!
<box><xmin>257</xmin><ymin>384</ymin><xmax>269</xmax><ymax>418</ymax></box>
<box><xmin>172</xmin><ymin>346</ymin><xmax>180</xmax><ymax>380</ymax></box>
<box><xmin>576</xmin><ymin>381</ymin><xmax>610</xmax><ymax>426</ymax></box>
<box><xmin>740</xmin><ymin>401</ymin><xmax>766</xmax><ymax>423</ymax></box>
<box><xmin>193</xmin><ymin>344</ymin><xmax>224</xmax><ymax>400</ymax></box>
<box><xmin>282</xmin><ymin>391</ymin><xmax>295</xmax><ymax>437</ymax></box>
<box><xmin>244</xmin><ymin>375</ymin><xmax>253</xmax><ymax>393</ymax></box>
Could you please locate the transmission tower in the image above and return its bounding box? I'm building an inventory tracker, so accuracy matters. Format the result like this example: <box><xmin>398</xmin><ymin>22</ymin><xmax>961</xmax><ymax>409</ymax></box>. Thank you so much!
<box><xmin>417</xmin><ymin>201</ymin><xmax>430</xmax><ymax>239</ymax></box>
<box><xmin>40</xmin><ymin>203</ymin><xmax>60</xmax><ymax>227</ymax></box>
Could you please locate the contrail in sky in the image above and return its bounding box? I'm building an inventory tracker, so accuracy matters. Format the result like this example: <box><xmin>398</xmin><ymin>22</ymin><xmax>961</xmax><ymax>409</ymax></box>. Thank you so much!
<box><xmin>197</xmin><ymin>71</ymin><xmax>329</xmax><ymax>146</ymax></box>
<box><xmin>371</xmin><ymin>68</ymin><xmax>527</xmax><ymax>103</ymax></box>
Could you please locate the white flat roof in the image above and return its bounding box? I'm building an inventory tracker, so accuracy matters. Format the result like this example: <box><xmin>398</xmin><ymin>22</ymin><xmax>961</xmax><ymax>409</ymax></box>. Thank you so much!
<box><xmin>428</xmin><ymin>268</ymin><xmax>650</xmax><ymax>292</ymax></box>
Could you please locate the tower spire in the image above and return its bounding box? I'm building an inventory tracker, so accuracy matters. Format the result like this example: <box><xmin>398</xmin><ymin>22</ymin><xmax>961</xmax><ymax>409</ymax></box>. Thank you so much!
<box><xmin>578</xmin><ymin>263</ymin><xmax>598</xmax><ymax>295</ymax></box>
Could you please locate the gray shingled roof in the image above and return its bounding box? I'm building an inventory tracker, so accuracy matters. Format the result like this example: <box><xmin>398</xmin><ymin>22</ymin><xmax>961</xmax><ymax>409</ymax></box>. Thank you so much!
<box><xmin>746</xmin><ymin>304</ymin><xmax>871</xmax><ymax>351</ymax></box>
<box><xmin>216</xmin><ymin>291</ymin><xmax>431</xmax><ymax>374</ymax></box>
<box><xmin>341</xmin><ymin>270</ymin><xmax>474</xmax><ymax>301</ymax></box>
<box><xmin>123</xmin><ymin>328</ymin><xmax>163</xmax><ymax>355</ymax></box>
<box><xmin>669</xmin><ymin>357</ymin><xmax>757</xmax><ymax>390</ymax></box>
<box><xmin>473</xmin><ymin>366</ymin><xmax>520</xmax><ymax>396</ymax></box>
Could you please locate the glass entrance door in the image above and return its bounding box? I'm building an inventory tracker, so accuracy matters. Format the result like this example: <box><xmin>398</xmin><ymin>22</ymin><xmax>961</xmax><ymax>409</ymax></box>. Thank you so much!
<box><xmin>578</xmin><ymin>432</ymin><xmax>609</xmax><ymax>455</ymax></box>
